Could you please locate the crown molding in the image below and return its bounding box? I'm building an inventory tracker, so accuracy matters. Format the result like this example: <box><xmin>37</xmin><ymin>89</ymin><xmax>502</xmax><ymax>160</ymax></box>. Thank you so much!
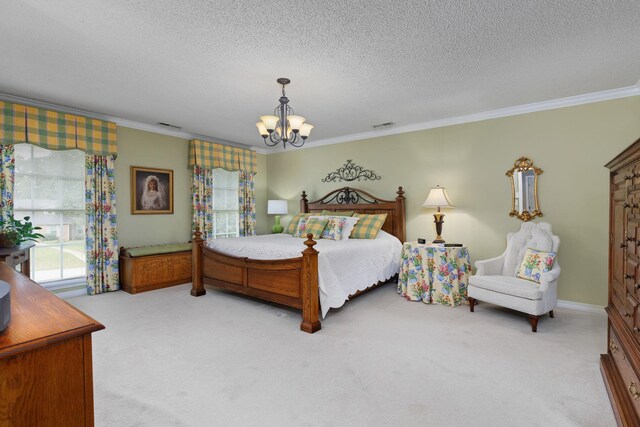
<box><xmin>265</xmin><ymin>83</ymin><xmax>640</xmax><ymax>154</ymax></box>
<box><xmin>0</xmin><ymin>92</ymin><xmax>266</xmax><ymax>153</ymax></box>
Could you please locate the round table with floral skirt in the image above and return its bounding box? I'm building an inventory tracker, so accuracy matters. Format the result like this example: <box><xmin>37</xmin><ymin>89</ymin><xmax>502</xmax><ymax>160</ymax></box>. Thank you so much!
<box><xmin>397</xmin><ymin>242</ymin><xmax>471</xmax><ymax>306</ymax></box>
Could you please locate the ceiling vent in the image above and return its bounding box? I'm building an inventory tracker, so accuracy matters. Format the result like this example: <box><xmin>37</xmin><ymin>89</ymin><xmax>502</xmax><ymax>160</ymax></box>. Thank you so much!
<box><xmin>372</xmin><ymin>122</ymin><xmax>394</xmax><ymax>129</ymax></box>
<box><xmin>157</xmin><ymin>122</ymin><xmax>182</xmax><ymax>130</ymax></box>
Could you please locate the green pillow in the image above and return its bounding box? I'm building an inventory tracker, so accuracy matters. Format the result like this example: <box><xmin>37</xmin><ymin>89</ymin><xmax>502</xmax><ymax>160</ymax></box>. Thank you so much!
<box><xmin>295</xmin><ymin>217</ymin><xmax>329</xmax><ymax>239</ymax></box>
<box><xmin>350</xmin><ymin>213</ymin><xmax>387</xmax><ymax>239</ymax></box>
<box><xmin>321</xmin><ymin>209</ymin><xmax>355</xmax><ymax>217</ymax></box>
<box><xmin>126</xmin><ymin>243</ymin><xmax>191</xmax><ymax>257</ymax></box>
<box><xmin>285</xmin><ymin>213</ymin><xmax>311</xmax><ymax>235</ymax></box>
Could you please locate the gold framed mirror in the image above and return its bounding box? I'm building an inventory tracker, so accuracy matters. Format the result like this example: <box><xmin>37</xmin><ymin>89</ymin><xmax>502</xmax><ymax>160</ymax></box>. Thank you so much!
<box><xmin>506</xmin><ymin>157</ymin><xmax>543</xmax><ymax>222</ymax></box>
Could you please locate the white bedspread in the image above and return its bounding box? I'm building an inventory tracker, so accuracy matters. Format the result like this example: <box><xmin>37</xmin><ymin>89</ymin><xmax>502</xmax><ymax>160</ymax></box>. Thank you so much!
<box><xmin>206</xmin><ymin>230</ymin><xmax>402</xmax><ymax>317</ymax></box>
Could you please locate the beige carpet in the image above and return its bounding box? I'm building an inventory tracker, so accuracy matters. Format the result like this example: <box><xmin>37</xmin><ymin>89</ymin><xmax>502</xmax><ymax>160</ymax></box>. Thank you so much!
<box><xmin>69</xmin><ymin>283</ymin><xmax>615</xmax><ymax>427</ymax></box>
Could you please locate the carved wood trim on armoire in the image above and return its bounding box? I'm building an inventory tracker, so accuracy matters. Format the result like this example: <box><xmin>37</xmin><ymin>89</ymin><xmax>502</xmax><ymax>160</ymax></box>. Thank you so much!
<box><xmin>603</xmin><ymin>137</ymin><xmax>640</xmax><ymax>426</ymax></box>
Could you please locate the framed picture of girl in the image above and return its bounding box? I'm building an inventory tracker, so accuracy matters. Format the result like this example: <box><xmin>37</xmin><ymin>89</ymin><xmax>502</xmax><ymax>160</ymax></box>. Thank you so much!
<box><xmin>130</xmin><ymin>166</ymin><xmax>174</xmax><ymax>214</ymax></box>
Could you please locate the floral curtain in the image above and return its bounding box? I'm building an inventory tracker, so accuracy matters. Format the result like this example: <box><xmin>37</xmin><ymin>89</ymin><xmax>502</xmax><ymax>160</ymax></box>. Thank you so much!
<box><xmin>192</xmin><ymin>166</ymin><xmax>214</xmax><ymax>242</ymax></box>
<box><xmin>85</xmin><ymin>155</ymin><xmax>119</xmax><ymax>295</ymax></box>
<box><xmin>0</xmin><ymin>145</ymin><xmax>14</xmax><ymax>223</ymax></box>
<box><xmin>239</xmin><ymin>171</ymin><xmax>256</xmax><ymax>236</ymax></box>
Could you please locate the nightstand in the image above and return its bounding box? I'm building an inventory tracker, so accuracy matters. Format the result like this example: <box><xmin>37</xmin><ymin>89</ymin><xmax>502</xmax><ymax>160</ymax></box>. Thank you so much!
<box><xmin>397</xmin><ymin>242</ymin><xmax>471</xmax><ymax>306</ymax></box>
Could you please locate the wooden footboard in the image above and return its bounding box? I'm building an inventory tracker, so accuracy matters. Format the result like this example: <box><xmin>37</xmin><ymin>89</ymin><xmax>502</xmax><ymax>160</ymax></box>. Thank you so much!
<box><xmin>190</xmin><ymin>231</ymin><xmax>321</xmax><ymax>333</ymax></box>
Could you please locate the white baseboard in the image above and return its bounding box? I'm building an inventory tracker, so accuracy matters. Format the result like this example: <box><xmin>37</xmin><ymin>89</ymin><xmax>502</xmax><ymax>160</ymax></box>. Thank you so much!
<box><xmin>55</xmin><ymin>287</ymin><xmax>87</xmax><ymax>299</ymax></box>
<box><xmin>557</xmin><ymin>299</ymin><xmax>605</xmax><ymax>314</ymax></box>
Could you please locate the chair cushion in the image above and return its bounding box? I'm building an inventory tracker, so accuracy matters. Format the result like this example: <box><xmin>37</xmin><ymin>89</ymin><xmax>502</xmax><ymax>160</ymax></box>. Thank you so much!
<box><xmin>469</xmin><ymin>275</ymin><xmax>543</xmax><ymax>300</ymax></box>
<box><xmin>125</xmin><ymin>243</ymin><xmax>191</xmax><ymax>257</ymax></box>
<box><xmin>516</xmin><ymin>248</ymin><xmax>557</xmax><ymax>283</ymax></box>
<box><xmin>503</xmin><ymin>224</ymin><xmax>554</xmax><ymax>276</ymax></box>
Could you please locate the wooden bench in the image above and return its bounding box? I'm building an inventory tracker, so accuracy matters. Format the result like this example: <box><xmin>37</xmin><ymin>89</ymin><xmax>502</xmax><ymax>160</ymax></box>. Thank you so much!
<box><xmin>119</xmin><ymin>243</ymin><xmax>192</xmax><ymax>294</ymax></box>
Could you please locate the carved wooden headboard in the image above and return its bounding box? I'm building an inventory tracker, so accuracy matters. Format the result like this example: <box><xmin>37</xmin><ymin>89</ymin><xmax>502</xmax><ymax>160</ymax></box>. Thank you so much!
<box><xmin>300</xmin><ymin>186</ymin><xmax>406</xmax><ymax>242</ymax></box>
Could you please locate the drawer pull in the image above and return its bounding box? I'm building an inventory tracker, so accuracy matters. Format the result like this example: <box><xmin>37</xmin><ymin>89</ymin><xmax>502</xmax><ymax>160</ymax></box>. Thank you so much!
<box><xmin>621</xmin><ymin>243</ymin><xmax>629</xmax><ymax>249</ymax></box>
<box><xmin>610</xmin><ymin>340</ymin><xmax>619</xmax><ymax>353</ymax></box>
<box><xmin>635</xmin><ymin>283</ymin><xmax>640</xmax><ymax>290</ymax></box>
<box><xmin>626</xmin><ymin>274</ymin><xmax>635</xmax><ymax>279</ymax></box>
<box><xmin>630</xmin><ymin>382</ymin><xmax>640</xmax><ymax>400</ymax></box>
<box><xmin>625</xmin><ymin>313</ymin><xmax>631</xmax><ymax>318</ymax></box>
<box><xmin>635</xmin><ymin>327</ymin><xmax>639</xmax><ymax>333</ymax></box>
<box><xmin>628</xmin><ymin>236</ymin><xmax>636</xmax><ymax>242</ymax></box>
<box><xmin>625</xmin><ymin>202</ymin><xmax>632</xmax><ymax>208</ymax></box>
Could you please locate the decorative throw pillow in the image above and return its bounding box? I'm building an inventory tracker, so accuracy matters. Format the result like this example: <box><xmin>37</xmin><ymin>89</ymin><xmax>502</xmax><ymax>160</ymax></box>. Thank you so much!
<box><xmin>310</xmin><ymin>215</ymin><xmax>360</xmax><ymax>240</ymax></box>
<box><xmin>516</xmin><ymin>248</ymin><xmax>557</xmax><ymax>283</ymax></box>
<box><xmin>350</xmin><ymin>213</ymin><xmax>387</xmax><ymax>239</ymax></box>
<box><xmin>320</xmin><ymin>217</ymin><xmax>348</xmax><ymax>240</ymax></box>
<box><xmin>295</xmin><ymin>217</ymin><xmax>329</xmax><ymax>239</ymax></box>
<box><xmin>321</xmin><ymin>209</ymin><xmax>355</xmax><ymax>217</ymax></box>
<box><xmin>286</xmin><ymin>213</ymin><xmax>311</xmax><ymax>235</ymax></box>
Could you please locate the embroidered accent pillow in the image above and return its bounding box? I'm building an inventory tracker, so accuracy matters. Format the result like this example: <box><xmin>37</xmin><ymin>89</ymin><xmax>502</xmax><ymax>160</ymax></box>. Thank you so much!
<box><xmin>350</xmin><ymin>213</ymin><xmax>387</xmax><ymax>239</ymax></box>
<box><xmin>321</xmin><ymin>217</ymin><xmax>347</xmax><ymax>240</ymax></box>
<box><xmin>295</xmin><ymin>217</ymin><xmax>329</xmax><ymax>239</ymax></box>
<box><xmin>321</xmin><ymin>210</ymin><xmax>354</xmax><ymax>217</ymax></box>
<box><xmin>516</xmin><ymin>248</ymin><xmax>557</xmax><ymax>283</ymax></box>
<box><xmin>286</xmin><ymin>213</ymin><xmax>311</xmax><ymax>235</ymax></box>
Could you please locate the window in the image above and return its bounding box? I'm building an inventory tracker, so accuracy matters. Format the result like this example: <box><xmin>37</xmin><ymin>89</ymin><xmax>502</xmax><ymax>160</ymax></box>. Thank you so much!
<box><xmin>212</xmin><ymin>169</ymin><xmax>239</xmax><ymax>238</ymax></box>
<box><xmin>14</xmin><ymin>144</ymin><xmax>86</xmax><ymax>284</ymax></box>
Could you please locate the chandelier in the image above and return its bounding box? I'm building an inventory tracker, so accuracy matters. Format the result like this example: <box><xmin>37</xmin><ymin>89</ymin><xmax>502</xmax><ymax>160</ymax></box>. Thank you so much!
<box><xmin>256</xmin><ymin>78</ymin><xmax>313</xmax><ymax>148</ymax></box>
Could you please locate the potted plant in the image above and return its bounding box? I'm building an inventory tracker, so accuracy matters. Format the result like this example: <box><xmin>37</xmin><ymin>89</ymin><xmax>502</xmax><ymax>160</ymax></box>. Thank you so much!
<box><xmin>0</xmin><ymin>216</ymin><xmax>44</xmax><ymax>248</ymax></box>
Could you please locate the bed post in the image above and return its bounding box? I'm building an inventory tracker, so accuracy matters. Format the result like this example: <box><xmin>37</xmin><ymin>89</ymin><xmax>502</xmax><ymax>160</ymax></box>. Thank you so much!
<box><xmin>396</xmin><ymin>186</ymin><xmax>406</xmax><ymax>242</ymax></box>
<box><xmin>190</xmin><ymin>229</ymin><xmax>206</xmax><ymax>297</ymax></box>
<box><xmin>300</xmin><ymin>233</ymin><xmax>321</xmax><ymax>333</ymax></box>
<box><xmin>300</xmin><ymin>191</ymin><xmax>309</xmax><ymax>213</ymax></box>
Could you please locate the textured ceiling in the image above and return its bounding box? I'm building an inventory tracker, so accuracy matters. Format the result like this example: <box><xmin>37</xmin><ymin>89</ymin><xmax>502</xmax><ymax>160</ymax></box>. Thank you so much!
<box><xmin>1</xmin><ymin>0</ymin><xmax>639</xmax><ymax>150</ymax></box>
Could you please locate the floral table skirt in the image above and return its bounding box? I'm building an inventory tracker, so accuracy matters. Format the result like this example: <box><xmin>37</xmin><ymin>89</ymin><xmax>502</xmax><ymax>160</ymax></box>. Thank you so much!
<box><xmin>397</xmin><ymin>243</ymin><xmax>471</xmax><ymax>306</ymax></box>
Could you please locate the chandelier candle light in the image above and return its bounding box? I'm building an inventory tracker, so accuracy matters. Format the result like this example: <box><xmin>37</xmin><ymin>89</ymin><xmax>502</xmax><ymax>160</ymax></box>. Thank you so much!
<box><xmin>423</xmin><ymin>185</ymin><xmax>454</xmax><ymax>243</ymax></box>
<box><xmin>256</xmin><ymin>78</ymin><xmax>313</xmax><ymax>148</ymax></box>
<box><xmin>267</xmin><ymin>200</ymin><xmax>289</xmax><ymax>233</ymax></box>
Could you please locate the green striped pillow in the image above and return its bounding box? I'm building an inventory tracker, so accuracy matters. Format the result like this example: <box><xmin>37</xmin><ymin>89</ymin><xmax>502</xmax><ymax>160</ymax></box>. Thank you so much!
<box><xmin>295</xmin><ymin>217</ymin><xmax>329</xmax><ymax>239</ymax></box>
<box><xmin>321</xmin><ymin>209</ymin><xmax>354</xmax><ymax>217</ymax></box>
<box><xmin>285</xmin><ymin>213</ymin><xmax>311</xmax><ymax>235</ymax></box>
<box><xmin>350</xmin><ymin>213</ymin><xmax>387</xmax><ymax>239</ymax></box>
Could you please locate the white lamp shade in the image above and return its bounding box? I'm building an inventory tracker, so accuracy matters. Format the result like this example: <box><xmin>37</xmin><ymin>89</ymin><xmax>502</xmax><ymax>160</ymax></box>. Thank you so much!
<box><xmin>268</xmin><ymin>200</ymin><xmax>288</xmax><ymax>215</ymax></box>
<box><xmin>256</xmin><ymin>122</ymin><xmax>268</xmax><ymax>137</ymax></box>
<box><xmin>423</xmin><ymin>186</ymin><xmax>454</xmax><ymax>208</ymax></box>
<box><xmin>299</xmin><ymin>123</ymin><xmax>314</xmax><ymax>137</ymax></box>
<box><xmin>287</xmin><ymin>115</ymin><xmax>306</xmax><ymax>131</ymax></box>
<box><xmin>260</xmin><ymin>115</ymin><xmax>279</xmax><ymax>131</ymax></box>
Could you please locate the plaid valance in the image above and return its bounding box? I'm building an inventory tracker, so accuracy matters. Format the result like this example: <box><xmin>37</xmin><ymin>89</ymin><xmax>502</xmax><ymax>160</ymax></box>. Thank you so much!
<box><xmin>188</xmin><ymin>139</ymin><xmax>256</xmax><ymax>174</ymax></box>
<box><xmin>0</xmin><ymin>101</ymin><xmax>117</xmax><ymax>155</ymax></box>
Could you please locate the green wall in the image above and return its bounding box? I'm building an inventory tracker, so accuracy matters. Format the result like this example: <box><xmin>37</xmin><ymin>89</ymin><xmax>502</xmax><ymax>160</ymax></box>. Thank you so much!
<box><xmin>114</xmin><ymin>127</ymin><xmax>268</xmax><ymax>248</ymax></box>
<box><xmin>266</xmin><ymin>96</ymin><xmax>640</xmax><ymax>306</ymax></box>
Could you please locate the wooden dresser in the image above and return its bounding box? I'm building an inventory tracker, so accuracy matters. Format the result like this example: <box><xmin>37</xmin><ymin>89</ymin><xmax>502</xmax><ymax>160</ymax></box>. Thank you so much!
<box><xmin>602</xmin><ymin>137</ymin><xmax>640</xmax><ymax>425</ymax></box>
<box><xmin>0</xmin><ymin>263</ymin><xmax>104</xmax><ymax>426</ymax></box>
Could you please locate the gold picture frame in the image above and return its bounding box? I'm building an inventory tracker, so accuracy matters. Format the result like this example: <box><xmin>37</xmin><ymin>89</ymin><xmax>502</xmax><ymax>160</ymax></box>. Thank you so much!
<box><xmin>131</xmin><ymin>166</ymin><xmax>174</xmax><ymax>215</ymax></box>
<box><xmin>506</xmin><ymin>157</ymin><xmax>543</xmax><ymax>222</ymax></box>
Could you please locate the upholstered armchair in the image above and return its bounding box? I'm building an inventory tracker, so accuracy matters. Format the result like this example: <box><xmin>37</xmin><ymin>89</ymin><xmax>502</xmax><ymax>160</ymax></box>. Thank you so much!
<box><xmin>468</xmin><ymin>222</ymin><xmax>561</xmax><ymax>332</ymax></box>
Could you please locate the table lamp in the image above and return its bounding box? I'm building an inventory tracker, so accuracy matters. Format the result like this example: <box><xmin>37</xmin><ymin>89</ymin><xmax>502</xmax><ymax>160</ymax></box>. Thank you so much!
<box><xmin>268</xmin><ymin>200</ymin><xmax>288</xmax><ymax>233</ymax></box>
<box><xmin>423</xmin><ymin>185</ymin><xmax>454</xmax><ymax>243</ymax></box>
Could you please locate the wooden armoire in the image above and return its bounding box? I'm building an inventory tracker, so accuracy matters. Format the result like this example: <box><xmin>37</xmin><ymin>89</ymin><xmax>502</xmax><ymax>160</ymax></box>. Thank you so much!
<box><xmin>603</xmin><ymin>137</ymin><xmax>640</xmax><ymax>425</ymax></box>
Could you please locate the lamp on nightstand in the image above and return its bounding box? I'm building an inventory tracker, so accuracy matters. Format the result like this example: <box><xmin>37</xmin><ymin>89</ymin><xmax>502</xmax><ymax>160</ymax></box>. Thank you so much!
<box><xmin>268</xmin><ymin>200</ymin><xmax>288</xmax><ymax>233</ymax></box>
<box><xmin>423</xmin><ymin>185</ymin><xmax>454</xmax><ymax>243</ymax></box>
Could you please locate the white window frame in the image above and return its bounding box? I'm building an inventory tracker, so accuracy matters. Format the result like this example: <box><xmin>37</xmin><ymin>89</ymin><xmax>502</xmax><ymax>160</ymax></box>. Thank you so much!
<box><xmin>212</xmin><ymin>169</ymin><xmax>240</xmax><ymax>239</ymax></box>
<box><xmin>13</xmin><ymin>144</ymin><xmax>86</xmax><ymax>287</ymax></box>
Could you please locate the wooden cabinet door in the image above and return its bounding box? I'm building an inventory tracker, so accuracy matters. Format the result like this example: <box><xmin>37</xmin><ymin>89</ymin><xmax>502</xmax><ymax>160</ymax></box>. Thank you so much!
<box><xmin>625</xmin><ymin>294</ymin><xmax>638</xmax><ymax>329</ymax></box>
<box><xmin>612</xmin><ymin>170</ymin><xmax>629</xmax><ymax>306</ymax></box>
